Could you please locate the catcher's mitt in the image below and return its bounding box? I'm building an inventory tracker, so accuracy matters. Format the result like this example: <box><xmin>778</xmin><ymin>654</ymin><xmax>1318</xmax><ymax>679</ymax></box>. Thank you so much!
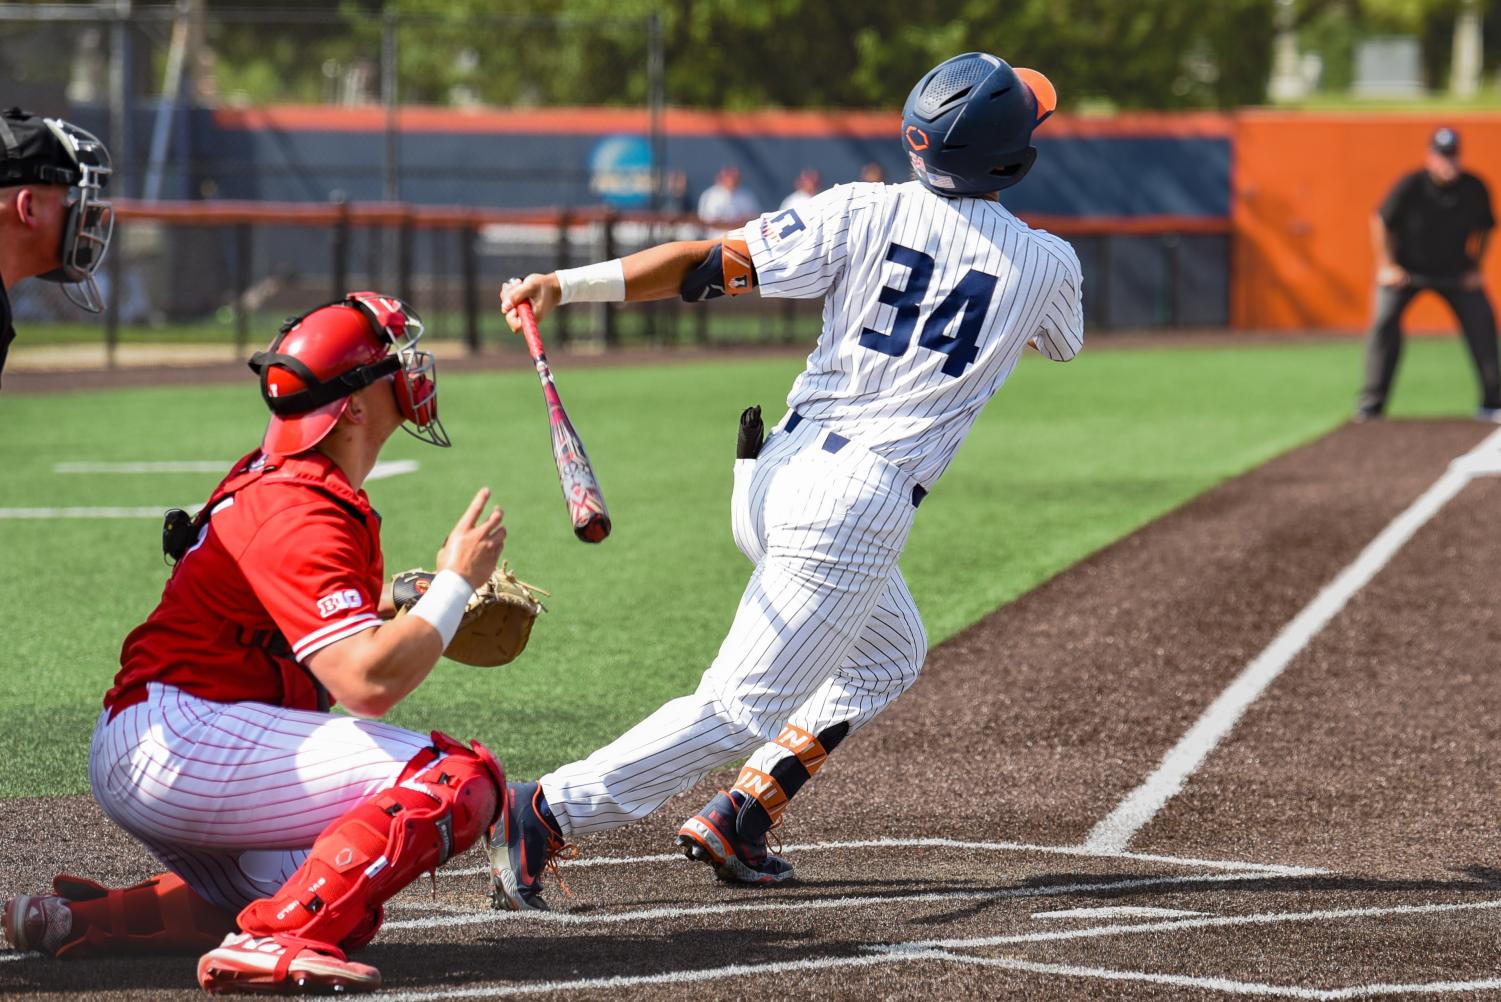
<box><xmin>392</xmin><ymin>562</ymin><xmax>548</xmax><ymax>667</ymax></box>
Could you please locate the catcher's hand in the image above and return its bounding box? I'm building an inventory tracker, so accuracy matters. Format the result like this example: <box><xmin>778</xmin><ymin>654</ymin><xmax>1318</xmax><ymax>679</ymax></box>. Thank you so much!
<box><xmin>392</xmin><ymin>562</ymin><xmax>548</xmax><ymax>667</ymax></box>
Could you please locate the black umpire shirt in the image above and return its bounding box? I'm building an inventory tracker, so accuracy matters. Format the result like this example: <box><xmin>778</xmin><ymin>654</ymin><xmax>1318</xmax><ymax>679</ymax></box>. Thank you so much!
<box><xmin>1379</xmin><ymin>169</ymin><xmax>1495</xmax><ymax>277</ymax></box>
<box><xmin>0</xmin><ymin>270</ymin><xmax>13</xmax><ymax>389</ymax></box>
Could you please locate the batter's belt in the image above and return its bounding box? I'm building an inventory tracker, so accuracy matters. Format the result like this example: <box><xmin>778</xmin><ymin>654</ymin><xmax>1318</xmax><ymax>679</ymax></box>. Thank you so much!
<box><xmin>777</xmin><ymin>411</ymin><xmax>928</xmax><ymax>508</ymax></box>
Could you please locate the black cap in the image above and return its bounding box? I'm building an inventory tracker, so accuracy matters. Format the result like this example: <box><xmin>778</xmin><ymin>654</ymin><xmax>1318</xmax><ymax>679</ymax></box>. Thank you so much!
<box><xmin>0</xmin><ymin>107</ymin><xmax>92</xmax><ymax>187</ymax></box>
<box><xmin>1431</xmin><ymin>126</ymin><xmax>1460</xmax><ymax>157</ymax></box>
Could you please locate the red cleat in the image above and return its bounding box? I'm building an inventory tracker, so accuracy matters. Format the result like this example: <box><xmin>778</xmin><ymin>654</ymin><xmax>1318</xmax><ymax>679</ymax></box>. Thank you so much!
<box><xmin>196</xmin><ymin>932</ymin><xmax>380</xmax><ymax>995</ymax></box>
<box><xmin>2</xmin><ymin>894</ymin><xmax>74</xmax><ymax>955</ymax></box>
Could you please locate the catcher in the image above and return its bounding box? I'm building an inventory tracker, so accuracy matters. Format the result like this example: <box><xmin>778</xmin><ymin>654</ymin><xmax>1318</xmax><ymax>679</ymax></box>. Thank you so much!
<box><xmin>0</xmin><ymin>293</ymin><xmax>543</xmax><ymax>995</ymax></box>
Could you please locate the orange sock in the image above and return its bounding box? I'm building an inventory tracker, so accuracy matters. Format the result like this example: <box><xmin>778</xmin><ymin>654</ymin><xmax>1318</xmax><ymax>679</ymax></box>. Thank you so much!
<box><xmin>52</xmin><ymin>871</ymin><xmax>236</xmax><ymax>959</ymax></box>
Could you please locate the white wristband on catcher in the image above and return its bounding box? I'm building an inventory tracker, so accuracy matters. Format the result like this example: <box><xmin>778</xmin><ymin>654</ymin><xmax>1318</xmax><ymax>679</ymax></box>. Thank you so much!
<box><xmin>408</xmin><ymin>570</ymin><xmax>473</xmax><ymax>648</ymax></box>
<box><xmin>556</xmin><ymin>259</ymin><xmax>625</xmax><ymax>305</ymax></box>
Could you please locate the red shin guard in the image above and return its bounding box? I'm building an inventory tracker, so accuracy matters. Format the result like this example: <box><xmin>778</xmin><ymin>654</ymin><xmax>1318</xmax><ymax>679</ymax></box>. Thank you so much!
<box><xmin>51</xmin><ymin>871</ymin><xmax>237</xmax><ymax>958</ymax></box>
<box><xmin>237</xmin><ymin>732</ymin><xmax>503</xmax><ymax>947</ymax></box>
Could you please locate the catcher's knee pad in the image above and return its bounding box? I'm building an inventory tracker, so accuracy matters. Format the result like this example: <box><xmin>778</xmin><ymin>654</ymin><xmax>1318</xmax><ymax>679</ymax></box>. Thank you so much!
<box><xmin>731</xmin><ymin>723</ymin><xmax>848</xmax><ymax>839</ymax></box>
<box><xmin>237</xmin><ymin>732</ymin><xmax>503</xmax><ymax>946</ymax></box>
<box><xmin>51</xmin><ymin>871</ymin><xmax>237</xmax><ymax>958</ymax></box>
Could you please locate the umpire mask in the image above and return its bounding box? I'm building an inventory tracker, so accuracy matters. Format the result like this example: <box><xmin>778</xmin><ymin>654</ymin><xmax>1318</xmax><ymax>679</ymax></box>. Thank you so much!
<box><xmin>0</xmin><ymin>109</ymin><xmax>115</xmax><ymax>313</ymax></box>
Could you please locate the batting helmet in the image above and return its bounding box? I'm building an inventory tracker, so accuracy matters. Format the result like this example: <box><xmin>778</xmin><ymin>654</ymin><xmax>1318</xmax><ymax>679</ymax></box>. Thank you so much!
<box><xmin>249</xmin><ymin>292</ymin><xmax>449</xmax><ymax>456</ymax></box>
<box><xmin>901</xmin><ymin>53</ymin><xmax>1057</xmax><ymax>197</ymax></box>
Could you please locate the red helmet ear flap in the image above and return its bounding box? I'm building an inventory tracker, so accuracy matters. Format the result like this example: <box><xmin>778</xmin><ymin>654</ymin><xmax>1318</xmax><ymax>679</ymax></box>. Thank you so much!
<box><xmin>391</xmin><ymin>367</ymin><xmax>432</xmax><ymax>424</ymax></box>
<box><xmin>391</xmin><ymin>349</ymin><xmax>449</xmax><ymax>447</ymax></box>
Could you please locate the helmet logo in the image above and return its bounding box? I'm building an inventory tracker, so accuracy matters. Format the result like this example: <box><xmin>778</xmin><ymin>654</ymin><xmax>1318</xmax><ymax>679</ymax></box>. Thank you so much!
<box><xmin>905</xmin><ymin>126</ymin><xmax>929</xmax><ymax>151</ymax></box>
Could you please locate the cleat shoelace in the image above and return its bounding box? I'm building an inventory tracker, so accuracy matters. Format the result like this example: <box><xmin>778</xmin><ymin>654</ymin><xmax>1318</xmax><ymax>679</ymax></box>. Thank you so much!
<box><xmin>542</xmin><ymin>836</ymin><xmax>578</xmax><ymax>900</ymax></box>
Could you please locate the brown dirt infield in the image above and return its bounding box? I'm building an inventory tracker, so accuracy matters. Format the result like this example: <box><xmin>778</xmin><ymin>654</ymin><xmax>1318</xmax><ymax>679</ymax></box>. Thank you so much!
<box><xmin>4</xmin><ymin>419</ymin><xmax>1501</xmax><ymax>1000</ymax></box>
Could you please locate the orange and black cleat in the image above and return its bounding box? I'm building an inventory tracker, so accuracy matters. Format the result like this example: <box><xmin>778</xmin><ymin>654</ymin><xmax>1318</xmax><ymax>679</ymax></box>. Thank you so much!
<box><xmin>676</xmin><ymin>789</ymin><xmax>798</xmax><ymax>885</ymax></box>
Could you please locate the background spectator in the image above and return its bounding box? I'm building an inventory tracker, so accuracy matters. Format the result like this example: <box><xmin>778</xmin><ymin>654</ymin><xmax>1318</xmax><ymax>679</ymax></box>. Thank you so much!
<box><xmin>779</xmin><ymin>168</ymin><xmax>821</xmax><ymax>210</ymax></box>
<box><xmin>697</xmin><ymin>165</ymin><xmax>760</xmax><ymax>233</ymax></box>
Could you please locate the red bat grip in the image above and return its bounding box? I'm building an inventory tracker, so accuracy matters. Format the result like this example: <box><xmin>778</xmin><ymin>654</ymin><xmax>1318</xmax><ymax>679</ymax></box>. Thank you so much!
<box><xmin>514</xmin><ymin>300</ymin><xmax>547</xmax><ymax>362</ymax></box>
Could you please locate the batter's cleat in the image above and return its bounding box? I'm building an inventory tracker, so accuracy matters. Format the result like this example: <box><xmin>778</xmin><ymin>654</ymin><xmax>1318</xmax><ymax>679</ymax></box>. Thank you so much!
<box><xmin>1476</xmin><ymin>406</ymin><xmax>1501</xmax><ymax>423</ymax></box>
<box><xmin>2</xmin><ymin>894</ymin><xmax>74</xmax><ymax>954</ymax></box>
<box><xmin>676</xmin><ymin>790</ymin><xmax>798</xmax><ymax>886</ymax></box>
<box><xmin>196</xmin><ymin>932</ymin><xmax>379</xmax><ymax>995</ymax></box>
<box><xmin>486</xmin><ymin>781</ymin><xmax>574</xmax><ymax>912</ymax></box>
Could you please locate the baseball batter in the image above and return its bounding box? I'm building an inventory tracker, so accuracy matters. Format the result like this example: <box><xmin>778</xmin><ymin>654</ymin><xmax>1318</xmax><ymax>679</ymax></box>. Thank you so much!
<box><xmin>491</xmin><ymin>52</ymin><xmax>1081</xmax><ymax>906</ymax></box>
<box><xmin>2</xmin><ymin>294</ymin><xmax>516</xmax><ymax>995</ymax></box>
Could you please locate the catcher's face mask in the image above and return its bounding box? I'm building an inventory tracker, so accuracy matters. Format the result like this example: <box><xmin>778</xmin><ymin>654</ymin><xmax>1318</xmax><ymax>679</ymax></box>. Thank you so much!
<box><xmin>348</xmin><ymin>293</ymin><xmax>449</xmax><ymax>448</ymax></box>
<box><xmin>35</xmin><ymin>118</ymin><xmax>114</xmax><ymax>313</ymax></box>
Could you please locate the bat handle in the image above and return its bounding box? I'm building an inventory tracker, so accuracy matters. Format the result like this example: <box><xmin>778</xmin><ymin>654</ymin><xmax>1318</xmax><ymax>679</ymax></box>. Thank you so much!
<box><xmin>514</xmin><ymin>300</ymin><xmax>547</xmax><ymax>360</ymax></box>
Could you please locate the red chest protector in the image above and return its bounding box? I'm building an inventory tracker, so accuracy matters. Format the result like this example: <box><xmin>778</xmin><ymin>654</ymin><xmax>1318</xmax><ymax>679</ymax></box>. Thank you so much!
<box><xmin>169</xmin><ymin>449</ymin><xmax>380</xmax><ymax>564</ymax></box>
<box><xmin>112</xmin><ymin>449</ymin><xmax>383</xmax><ymax>716</ymax></box>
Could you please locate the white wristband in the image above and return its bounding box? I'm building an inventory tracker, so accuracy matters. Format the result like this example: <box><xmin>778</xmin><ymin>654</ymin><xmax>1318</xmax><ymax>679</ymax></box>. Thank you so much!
<box><xmin>408</xmin><ymin>570</ymin><xmax>473</xmax><ymax>648</ymax></box>
<box><xmin>556</xmin><ymin>259</ymin><xmax>626</xmax><ymax>305</ymax></box>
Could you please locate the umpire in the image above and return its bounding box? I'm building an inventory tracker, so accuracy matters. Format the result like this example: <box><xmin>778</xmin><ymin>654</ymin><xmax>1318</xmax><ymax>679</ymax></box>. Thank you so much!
<box><xmin>0</xmin><ymin>107</ymin><xmax>114</xmax><ymax>387</ymax></box>
<box><xmin>1358</xmin><ymin>126</ymin><xmax>1499</xmax><ymax>421</ymax></box>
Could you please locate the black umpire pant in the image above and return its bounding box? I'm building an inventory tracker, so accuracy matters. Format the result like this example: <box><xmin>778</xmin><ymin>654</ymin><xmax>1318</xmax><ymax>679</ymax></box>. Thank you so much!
<box><xmin>1359</xmin><ymin>281</ymin><xmax>1501</xmax><ymax>415</ymax></box>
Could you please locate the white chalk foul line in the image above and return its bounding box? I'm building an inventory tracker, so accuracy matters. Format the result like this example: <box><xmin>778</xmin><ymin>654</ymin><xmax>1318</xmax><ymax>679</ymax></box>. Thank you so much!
<box><xmin>382</xmin><ymin>870</ymin><xmax>1271</xmax><ymax>931</ymax></box>
<box><xmin>53</xmin><ymin>460</ymin><xmax>228</xmax><ymax>474</ymax></box>
<box><xmin>1085</xmin><ymin>426</ymin><xmax>1501</xmax><ymax>853</ymax></box>
<box><xmin>1033</xmin><ymin>905</ymin><xmax>1206</xmax><ymax>921</ymax></box>
<box><xmin>380</xmin><ymin>897</ymin><xmax>1501</xmax><ymax>1001</ymax></box>
<box><xmin>52</xmin><ymin>459</ymin><xmax>420</xmax><ymax>480</ymax></box>
<box><xmin>6</xmin><ymin>460</ymin><xmax>420</xmax><ymax>520</ymax></box>
<box><xmin>889</xmin><ymin>896</ymin><xmax>1501</xmax><ymax>952</ymax></box>
<box><xmin>381</xmin><ymin>952</ymin><xmax>915</xmax><ymax>1001</ymax></box>
<box><xmin>367</xmin><ymin>459</ymin><xmax>420</xmax><ymax>482</ymax></box>
<box><xmin>0</xmin><ymin>506</ymin><xmax>176</xmax><ymax>519</ymax></box>
<box><xmin>436</xmin><ymin>836</ymin><xmax>1324</xmax><ymax>881</ymax></box>
<box><xmin>935</xmin><ymin>952</ymin><xmax>1501</xmax><ymax>1000</ymax></box>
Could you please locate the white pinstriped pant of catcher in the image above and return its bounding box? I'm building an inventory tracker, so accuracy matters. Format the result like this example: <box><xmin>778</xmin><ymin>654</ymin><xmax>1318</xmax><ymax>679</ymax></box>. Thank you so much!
<box><xmin>88</xmin><ymin>683</ymin><xmax>433</xmax><ymax>911</ymax></box>
<box><xmin>541</xmin><ymin>413</ymin><xmax>930</xmax><ymax>835</ymax></box>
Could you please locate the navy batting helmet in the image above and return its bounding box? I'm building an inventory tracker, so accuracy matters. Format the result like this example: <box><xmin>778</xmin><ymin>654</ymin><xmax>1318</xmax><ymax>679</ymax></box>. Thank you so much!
<box><xmin>901</xmin><ymin>53</ymin><xmax>1056</xmax><ymax>197</ymax></box>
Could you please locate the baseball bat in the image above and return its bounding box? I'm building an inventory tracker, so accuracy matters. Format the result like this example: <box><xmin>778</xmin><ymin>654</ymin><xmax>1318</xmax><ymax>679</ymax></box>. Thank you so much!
<box><xmin>513</xmin><ymin>300</ymin><xmax>612</xmax><ymax>544</ymax></box>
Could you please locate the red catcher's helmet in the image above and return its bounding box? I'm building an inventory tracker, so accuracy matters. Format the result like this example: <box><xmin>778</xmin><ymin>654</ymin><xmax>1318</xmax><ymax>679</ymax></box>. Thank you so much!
<box><xmin>247</xmin><ymin>292</ymin><xmax>449</xmax><ymax>456</ymax></box>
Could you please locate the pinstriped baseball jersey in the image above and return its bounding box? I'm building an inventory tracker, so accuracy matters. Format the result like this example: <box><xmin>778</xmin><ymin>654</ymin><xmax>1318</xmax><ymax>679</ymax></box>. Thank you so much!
<box><xmin>745</xmin><ymin>180</ymin><xmax>1083</xmax><ymax>488</ymax></box>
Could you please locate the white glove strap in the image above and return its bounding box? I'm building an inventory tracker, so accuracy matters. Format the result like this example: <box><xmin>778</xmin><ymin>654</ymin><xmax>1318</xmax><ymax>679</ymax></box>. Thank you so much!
<box><xmin>408</xmin><ymin>570</ymin><xmax>473</xmax><ymax>648</ymax></box>
<box><xmin>556</xmin><ymin>259</ymin><xmax>626</xmax><ymax>305</ymax></box>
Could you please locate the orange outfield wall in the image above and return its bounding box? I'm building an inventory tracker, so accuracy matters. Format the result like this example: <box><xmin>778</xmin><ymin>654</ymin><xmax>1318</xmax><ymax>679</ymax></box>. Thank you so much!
<box><xmin>1233</xmin><ymin>111</ymin><xmax>1501</xmax><ymax>332</ymax></box>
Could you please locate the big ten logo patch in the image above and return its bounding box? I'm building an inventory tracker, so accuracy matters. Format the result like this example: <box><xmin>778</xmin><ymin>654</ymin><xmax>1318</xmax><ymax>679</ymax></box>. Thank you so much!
<box><xmin>316</xmin><ymin>589</ymin><xmax>364</xmax><ymax>619</ymax></box>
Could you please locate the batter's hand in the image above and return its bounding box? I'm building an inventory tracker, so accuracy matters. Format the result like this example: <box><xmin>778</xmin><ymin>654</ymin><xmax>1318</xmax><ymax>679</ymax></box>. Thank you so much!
<box><xmin>437</xmin><ymin>488</ymin><xmax>506</xmax><ymax>590</ymax></box>
<box><xmin>1377</xmin><ymin>264</ymin><xmax>1410</xmax><ymax>288</ymax></box>
<box><xmin>501</xmin><ymin>274</ymin><xmax>562</xmax><ymax>331</ymax></box>
<box><xmin>1463</xmin><ymin>269</ymin><xmax>1485</xmax><ymax>291</ymax></box>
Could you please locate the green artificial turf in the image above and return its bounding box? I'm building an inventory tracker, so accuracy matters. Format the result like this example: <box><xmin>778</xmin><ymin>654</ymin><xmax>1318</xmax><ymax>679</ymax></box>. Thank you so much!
<box><xmin>0</xmin><ymin>335</ymin><xmax>1483</xmax><ymax>797</ymax></box>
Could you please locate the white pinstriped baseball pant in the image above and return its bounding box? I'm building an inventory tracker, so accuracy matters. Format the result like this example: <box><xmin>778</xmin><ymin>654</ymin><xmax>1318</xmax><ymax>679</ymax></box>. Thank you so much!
<box><xmin>542</xmin><ymin>414</ymin><xmax>929</xmax><ymax>835</ymax></box>
<box><xmin>88</xmin><ymin>683</ymin><xmax>433</xmax><ymax>911</ymax></box>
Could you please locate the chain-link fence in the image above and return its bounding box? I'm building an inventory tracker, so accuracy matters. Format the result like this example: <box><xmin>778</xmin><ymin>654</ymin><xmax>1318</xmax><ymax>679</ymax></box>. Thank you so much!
<box><xmin>3</xmin><ymin>3</ymin><xmax>1229</xmax><ymax>363</ymax></box>
<box><xmin>3</xmin><ymin>4</ymin><xmax>667</xmax><ymax>202</ymax></box>
<box><xmin>5</xmin><ymin>2</ymin><xmax>676</xmax><ymax>357</ymax></box>
<box><xmin>7</xmin><ymin>204</ymin><xmax>824</xmax><ymax>360</ymax></box>
<box><xmin>6</xmin><ymin>203</ymin><xmax>1227</xmax><ymax>364</ymax></box>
